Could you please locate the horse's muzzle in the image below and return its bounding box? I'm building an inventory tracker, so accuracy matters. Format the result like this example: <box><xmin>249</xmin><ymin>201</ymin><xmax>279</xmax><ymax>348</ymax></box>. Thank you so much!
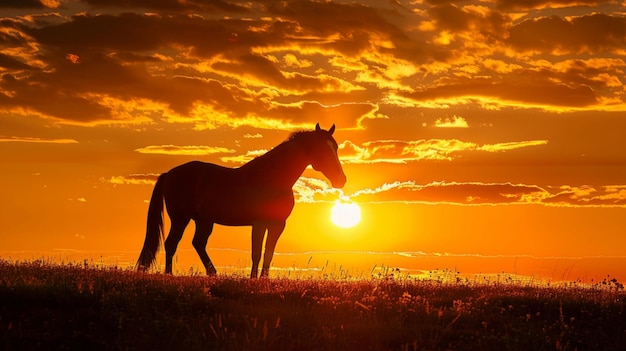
<box><xmin>331</xmin><ymin>173</ymin><xmax>347</xmax><ymax>188</ymax></box>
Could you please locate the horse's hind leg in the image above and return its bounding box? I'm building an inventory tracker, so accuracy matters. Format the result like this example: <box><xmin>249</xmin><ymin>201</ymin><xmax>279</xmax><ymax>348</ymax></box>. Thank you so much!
<box><xmin>164</xmin><ymin>216</ymin><xmax>190</xmax><ymax>274</ymax></box>
<box><xmin>192</xmin><ymin>220</ymin><xmax>217</xmax><ymax>276</ymax></box>
<box><xmin>261</xmin><ymin>221</ymin><xmax>285</xmax><ymax>278</ymax></box>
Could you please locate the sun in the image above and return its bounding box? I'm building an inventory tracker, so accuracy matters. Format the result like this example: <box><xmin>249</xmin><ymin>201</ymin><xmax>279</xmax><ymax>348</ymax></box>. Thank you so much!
<box><xmin>330</xmin><ymin>200</ymin><xmax>362</xmax><ymax>228</ymax></box>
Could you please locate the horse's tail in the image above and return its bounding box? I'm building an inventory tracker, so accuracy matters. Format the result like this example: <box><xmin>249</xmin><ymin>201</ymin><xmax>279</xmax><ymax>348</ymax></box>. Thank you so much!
<box><xmin>136</xmin><ymin>173</ymin><xmax>167</xmax><ymax>271</ymax></box>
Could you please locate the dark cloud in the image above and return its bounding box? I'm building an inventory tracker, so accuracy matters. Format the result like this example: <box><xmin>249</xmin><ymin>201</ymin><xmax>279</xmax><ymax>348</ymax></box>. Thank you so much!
<box><xmin>0</xmin><ymin>53</ymin><xmax>34</xmax><ymax>70</ymax></box>
<box><xmin>26</xmin><ymin>2</ymin><xmax>417</xmax><ymax>61</ymax></box>
<box><xmin>0</xmin><ymin>74</ymin><xmax>113</xmax><ymax>122</ymax></box>
<box><xmin>28</xmin><ymin>13</ymin><xmax>233</xmax><ymax>54</ymax></box>
<box><xmin>212</xmin><ymin>53</ymin><xmax>360</xmax><ymax>94</ymax></box>
<box><xmin>265</xmin><ymin>0</ymin><xmax>399</xmax><ymax>37</ymax></box>
<box><xmin>0</xmin><ymin>0</ymin><xmax>55</xmax><ymax>9</ymax></box>
<box><xmin>0</xmin><ymin>45</ymin><xmax>247</xmax><ymax>122</ymax></box>
<box><xmin>400</xmin><ymin>78</ymin><xmax>597</xmax><ymax>108</ymax></box>
<box><xmin>508</xmin><ymin>14</ymin><xmax>626</xmax><ymax>54</ymax></box>
<box><xmin>0</xmin><ymin>18</ymin><xmax>31</xmax><ymax>48</ymax></box>
<box><xmin>429</xmin><ymin>3</ymin><xmax>509</xmax><ymax>36</ymax></box>
<box><xmin>0</xmin><ymin>8</ymin><xmax>390</xmax><ymax>125</ymax></box>
<box><xmin>429</xmin><ymin>4</ymin><xmax>472</xmax><ymax>32</ymax></box>
<box><xmin>264</xmin><ymin>0</ymin><xmax>426</xmax><ymax>61</ymax></box>
<box><xmin>25</xmin><ymin>12</ymin><xmax>298</xmax><ymax>67</ymax></box>
<box><xmin>496</xmin><ymin>0</ymin><xmax>613</xmax><ymax>10</ymax></box>
<box><xmin>0</xmin><ymin>0</ymin><xmax>623</xmax><ymax>127</ymax></box>
<box><xmin>24</xmin><ymin>10</ymin><xmax>387</xmax><ymax>62</ymax></box>
<box><xmin>79</xmin><ymin>0</ymin><xmax>250</xmax><ymax>13</ymax></box>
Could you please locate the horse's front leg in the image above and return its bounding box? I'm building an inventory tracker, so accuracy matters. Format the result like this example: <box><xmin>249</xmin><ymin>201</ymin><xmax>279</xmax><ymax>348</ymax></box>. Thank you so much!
<box><xmin>250</xmin><ymin>225</ymin><xmax>267</xmax><ymax>278</ymax></box>
<box><xmin>261</xmin><ymin>221</ymin><xmax>286</xmax><ymax>278</ymax></box>
<box><xmin>164</xmin><ymin>217</ymin><xmax>190</xmax><ymax>274</ymax></box>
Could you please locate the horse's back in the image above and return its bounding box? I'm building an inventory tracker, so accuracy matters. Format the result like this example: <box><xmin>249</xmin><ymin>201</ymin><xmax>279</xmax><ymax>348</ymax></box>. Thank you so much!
<box><xmin>162</xmin><ymin>161</ymin><xmax>295</xmax><ymax>225</ymax></box>
<box><xmin>161</xmin><ymin>161</ymin><xmax>230</xmax><ymax>214</ymax></box>
<box><xmin>168</xmin><ymin>161</ymin><xmax>231</xmax><ymax>180</ymax></box>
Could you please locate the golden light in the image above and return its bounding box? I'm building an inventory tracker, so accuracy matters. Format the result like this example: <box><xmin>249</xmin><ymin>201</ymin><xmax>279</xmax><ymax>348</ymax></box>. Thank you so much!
<box><xmin>330</xmin><ymin>200</ymin><xmax>361</xmax><ymax>228</ymax></box>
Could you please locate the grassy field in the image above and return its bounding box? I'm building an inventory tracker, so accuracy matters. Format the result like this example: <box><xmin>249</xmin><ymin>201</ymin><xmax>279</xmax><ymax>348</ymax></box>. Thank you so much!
<box><xmin>0</xmin><ymin>260</ymin><xmax>624</xmax><ymax>350</ymax></box>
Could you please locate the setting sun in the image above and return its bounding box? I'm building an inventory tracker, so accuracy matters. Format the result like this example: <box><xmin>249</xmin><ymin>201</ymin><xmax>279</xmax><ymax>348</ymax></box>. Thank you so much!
<box><xmin>330</xmin><ymin>201</ymin><xmax>362</xmax><ymax>228</ymax></box>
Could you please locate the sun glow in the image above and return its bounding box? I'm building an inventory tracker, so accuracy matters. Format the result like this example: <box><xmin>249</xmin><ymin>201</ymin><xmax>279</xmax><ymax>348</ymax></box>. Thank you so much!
<box><xmin>330</xmin><ymin>200</ymin><xmax>362</xmax><ymax>228</ymax></box>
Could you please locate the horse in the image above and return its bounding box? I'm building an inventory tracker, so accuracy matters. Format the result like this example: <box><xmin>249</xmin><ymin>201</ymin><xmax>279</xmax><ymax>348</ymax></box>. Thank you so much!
<box><xmin>136</xmin><ymin>123</ymin><xmax>346</xmax><ymax>278</ymax></box>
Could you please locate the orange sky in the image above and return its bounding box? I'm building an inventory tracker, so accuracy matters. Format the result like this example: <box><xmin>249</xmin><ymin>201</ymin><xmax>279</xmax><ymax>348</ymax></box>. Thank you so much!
<box><xmin>1</xmin><ymin>0</ymin><xmax>625</xmax><ymax>283</ymax></box>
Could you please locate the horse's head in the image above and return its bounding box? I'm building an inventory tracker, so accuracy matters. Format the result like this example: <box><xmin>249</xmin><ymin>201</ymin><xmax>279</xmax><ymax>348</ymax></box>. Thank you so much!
<box><xmin>308</xmin><ymin>123</ymin><xmax>346</xmax><ymax>188</ymax></box>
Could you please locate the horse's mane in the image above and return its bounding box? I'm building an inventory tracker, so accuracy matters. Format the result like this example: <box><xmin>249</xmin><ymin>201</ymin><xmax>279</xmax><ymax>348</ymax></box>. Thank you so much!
<box><xmin>268</xmin><ymin>130</ymin><xmax>317</xmax><ymax>149</ymax></box>
<box><xmin>245</xmin><ymin>129</ymin><xmax>334</xmax><ymax>168</ymax></box>
<box><xmin>240</xmin><ymin>130</ymin><xmax>312</xmax><ymax>168</ymax></box>
<box><xmin>285</xmin><ymin>129</ymin><xmax>336</xmax><ymax>147</ymax></box>
<box><xmin>285</xmin><ymin>130</ymin><xmax>313</xmax><ymax>143</ymax></box>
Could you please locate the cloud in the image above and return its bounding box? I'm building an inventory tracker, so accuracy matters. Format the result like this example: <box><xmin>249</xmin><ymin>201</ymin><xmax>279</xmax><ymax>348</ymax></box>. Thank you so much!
<box><xmin>68</xmin><ymin>197</ymin><xmax>87</xmax><ymax>202</ymax></box>
<box><xmin>243</xmin><ymin>133</ymin><xmax>263</xmax><ymax>139</ymax></box>
<box><xmin>0</xmin><ymin>136</ymin><xmax>78</xmax><ymax>143</ymax></box>
<box><xmin>1</xmin><ymin>0</ymin><xmax>624</xmax><ymax>131</ymax></box>
<box><xmin>0</xmin><ymin>52</ymin><xmax>36</xmax><ymax>70</ymax></box>
<box><xmin>211</xmin><ymin>53</ymin><xmax>364</xmax><ymax>95</ymax></box>
<box><xmin>283</xmin><ymin>53</ymin><xmax>312</xmax><ymax>68</ymax></box>
<box><xmin>65</xmin><ymin>53</ymin><xmax>80</xmax><ymax>64</ymax></box>
<box><xmin>79</xmin><ymin>0</ymin><xmax>250</xmax><ymax>13</ymax></box>
<box><xmin>134</xmin><ymin>145</ymin><xmax>235</xmax><ymax>156</ymax></box>
<box><xmin>0</xmin><ymin>0</ymin><xmax>60</xmax><ymax>9</ymax></box>
<box><xmin>399</xmin><ymin>77</ymin><xmax>599</xmax><ymax>109</ymax></box>
<box><xmin>220</xmin><ymin>149</ymin><xmax>268</xmax><ymax>164</ymax></box>
<box><xmin>349</xmin><ymin>181</ymin><xmax>626</xmax><ymax>207</ymax></box>
<box><xmin>0</xmin><ymin>14</ymin><xmax>256</xmax><ymax>123</ymax></box>
<box><xmin>339</xmin><ymin>138</ymin><xmax>548</xmax><ymax>163</ymax></box>
<box><xmin>351</xmin><ymin>180</ymin><xmax>546</xmax><ymax>204</ymax></box>
<box><xmin>543</xmin><ymin>185</ymin><xmax>626</xmax><ymax>206</ymax></box>
<box><xmin>428</xmin><ymin>3</ymin><xmax>508</xmax><ymax>35</ymax></box>
<box><xmin>495</xmin><ymin>0</ymin><xmax>611</xmax><ymax>10</ymax></box>
<box><xmin>293</xmin><ymin>176</ymin><xmax>342</xmax><ymax>203</ymax></box>
<box><xmin>265</xmin><ymin>101</ymin><xmax>377</xmax><ymax>130</ymax></box>
<box><xmin>0</xmin><ymin>1</ymin><xmax>427</xmax><ymax>127</ymax></box>
<box><xmin>0</xmin><ymin>11</ymin><xmax>377</xmax><ymax>128</ymax></box>
<box><xmin>507</xmin><ymin>14</ymin><xmax>626</xmax><ymax>54</ymax></box>
<box><xmin>106</xmin><ymin>174</ymin><xmax>159</xmax><ymax>185</ymax></box>
<box><xmin>263</xmin><ymin>0</ymin><xmax>420</xmax><ymax>59</ymax></box>
<box><xmin>104</xmin><ymin>173</ymin><xmax>626</xmax><ymax>207</ymax></box>
<box><xmin>478</xmin><ymin>140</ymin><xmax>548</xmax><ymax>152</ymax></box>
<box><xmin>434</xmin><ymin>115</ymin><xmax>469</xmax><ymax>128</ymax></box>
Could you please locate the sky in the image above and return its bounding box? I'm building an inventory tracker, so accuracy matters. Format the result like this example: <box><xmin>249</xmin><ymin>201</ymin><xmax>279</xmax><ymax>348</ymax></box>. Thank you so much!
<box><xmin>1</xmin><ymin>0</ymin><xmax>625</xmax><ymax>282</ymax></box>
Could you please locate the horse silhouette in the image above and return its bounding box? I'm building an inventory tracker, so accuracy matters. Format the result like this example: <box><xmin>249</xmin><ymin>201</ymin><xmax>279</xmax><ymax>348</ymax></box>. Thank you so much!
<box><xmin>136</xmin><ymin>123</ymin><xmax>346</xmax><ymax>278</ymax></box>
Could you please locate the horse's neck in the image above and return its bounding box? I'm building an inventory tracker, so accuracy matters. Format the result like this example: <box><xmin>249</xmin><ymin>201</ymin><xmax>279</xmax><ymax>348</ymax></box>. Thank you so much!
<box><xmin>240</xmin><ymin>140</ymin><xmax>308</xmax><ymax>187</ymax></box>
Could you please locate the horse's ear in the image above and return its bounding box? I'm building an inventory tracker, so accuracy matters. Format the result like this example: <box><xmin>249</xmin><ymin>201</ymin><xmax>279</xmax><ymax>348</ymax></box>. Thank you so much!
<box><xmin>315</xmin><ymin>123</ymin><xmax>321</xmax><ymax>132</ymax></box>
<box><xmin>329</xmin><ymin>124</ymin><xmax>335</xmax><ymax>135</ymax></box>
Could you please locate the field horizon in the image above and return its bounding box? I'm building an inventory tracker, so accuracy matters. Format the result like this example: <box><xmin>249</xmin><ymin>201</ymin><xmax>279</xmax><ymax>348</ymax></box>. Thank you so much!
<box><xmin>2</xmin><ymin>247</ymin><xmax>625</xmax><ymax>286</ymax></box>
<box><xmin>1</xmin><ymin>259</ymin><xmax>624</xmax><ymax>350</ymax></box>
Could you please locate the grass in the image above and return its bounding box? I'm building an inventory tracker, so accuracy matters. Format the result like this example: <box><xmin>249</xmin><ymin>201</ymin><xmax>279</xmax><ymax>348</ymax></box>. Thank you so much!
<box><xmin>0</xmin><ymin>259</ymin><xmax>625</xmax><ymax>351</ymax></box>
